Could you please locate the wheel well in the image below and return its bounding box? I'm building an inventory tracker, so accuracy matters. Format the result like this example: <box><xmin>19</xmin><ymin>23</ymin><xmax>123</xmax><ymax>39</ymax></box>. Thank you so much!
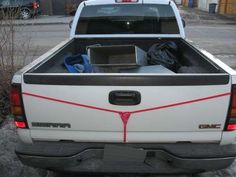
<box><xmin>20</xmin><ymin>7</ymin><xmax>31</xmax><ymax>13</ymax></box>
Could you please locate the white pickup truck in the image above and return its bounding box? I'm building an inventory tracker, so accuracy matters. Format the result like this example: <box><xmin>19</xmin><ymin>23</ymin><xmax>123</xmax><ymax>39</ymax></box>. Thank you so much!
<box><xmin>11</xmin><ymin>0</ymin><xmax>236</xmax><ymax>174</ymax></box>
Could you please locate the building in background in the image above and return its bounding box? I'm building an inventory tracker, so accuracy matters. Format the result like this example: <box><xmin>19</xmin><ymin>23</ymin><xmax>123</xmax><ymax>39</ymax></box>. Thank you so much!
<box><xmin>181</xmin><ymin>0</ymin><xmax>198</xmax><ymax>8</ymax></box>
<box><xmin>218</xmin><ymin>0</ymin><xmax>236</xmax><ymax>14</ymax></box>
<box><xmin>174</xmin><ymin>0</ymin><xmax>182</xmax><ymax>5</ymax></box>
<box><xmin>40</xmin><ymin>0</ymin><xmax>83</xmax><ymax>15</ymax></box>
<box><xmin>181</xmin><ymin>0</ymin><xmax>236</xmax><ymax>14</ymax></box>
<box><xmin>197</xmin><ymin>0</ymin><xmax>218</xmax><ymax>11</ymax></box>
<box><xmin>38</xmin><ymin>0</ymin><xmax>236</xmax><ymax>16</ymax></box>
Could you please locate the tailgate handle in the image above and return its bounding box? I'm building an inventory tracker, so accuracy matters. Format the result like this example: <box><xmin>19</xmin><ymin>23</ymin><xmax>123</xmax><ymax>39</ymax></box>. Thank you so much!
<box><xmin>109</xmin><ymin>91</ymin><xmax>141</xmax><ymax>106</ymax></box>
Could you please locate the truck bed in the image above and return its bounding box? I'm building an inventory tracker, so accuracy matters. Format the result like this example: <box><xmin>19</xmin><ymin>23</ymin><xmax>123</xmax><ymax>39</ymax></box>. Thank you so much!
<box><xmin>20</xmin><ymin>37</ymin><xmax>231</xmax><ymax>144</ymax></box>
<box><xmin>28</xmin><ymin>38</ymin><xmax>225</xmax><ymax>74</ymax></box>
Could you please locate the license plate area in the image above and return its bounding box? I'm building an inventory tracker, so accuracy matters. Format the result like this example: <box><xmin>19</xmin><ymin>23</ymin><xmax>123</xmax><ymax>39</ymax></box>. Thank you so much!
<box><xmin>103</xmin><ymin>145</ymin><xmax>146</xmax><ymax>162</ymax></box>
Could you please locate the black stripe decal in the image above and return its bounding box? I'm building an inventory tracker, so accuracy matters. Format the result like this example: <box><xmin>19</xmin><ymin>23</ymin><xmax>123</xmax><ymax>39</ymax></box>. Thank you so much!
<box><xmin>23</xmin><ymin>74</ymin><xmax>230</xmax><ymax>86</ymax></box>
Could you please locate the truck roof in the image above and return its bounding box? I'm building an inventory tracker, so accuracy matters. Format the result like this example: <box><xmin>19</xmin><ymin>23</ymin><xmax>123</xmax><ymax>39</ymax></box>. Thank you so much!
<box><xmin>84</xmin><ymin>0</ymin><xmax>171</xmax><ymax>6</ymax></box>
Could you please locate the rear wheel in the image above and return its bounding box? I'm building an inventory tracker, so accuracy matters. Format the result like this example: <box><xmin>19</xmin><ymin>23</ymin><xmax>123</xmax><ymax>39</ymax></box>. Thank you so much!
<box><xmin>20</xmin><ymin>9</ymin><xmax>31</xmax><ymax>20</ymax></box>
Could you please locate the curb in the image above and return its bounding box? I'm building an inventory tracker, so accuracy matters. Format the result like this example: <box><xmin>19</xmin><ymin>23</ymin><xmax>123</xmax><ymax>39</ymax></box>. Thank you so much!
<box><xmin>2</xmin><ymin>22</ymin><xmax>70</xmax><ymax>26</ymax></box>
<box><xmin>185</xmin><ymin>20</ymin><xmax>236</xmax><ymax>25</ymax></box>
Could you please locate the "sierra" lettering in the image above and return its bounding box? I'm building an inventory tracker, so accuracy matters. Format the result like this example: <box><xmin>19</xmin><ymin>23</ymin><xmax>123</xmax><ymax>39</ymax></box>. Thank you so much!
<box><xmin>31</xmin><ymin>122</ymin><xmax>71</xmax><ymax>128</ymax></box>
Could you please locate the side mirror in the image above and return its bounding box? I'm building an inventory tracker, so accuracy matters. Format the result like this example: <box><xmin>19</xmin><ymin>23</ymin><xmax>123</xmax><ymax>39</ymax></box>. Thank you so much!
<box><xmin>182</xmin><ymin>19</ymin><xmax>186</xmax><ymax>28</ymax></box>
<box><xmin>69</xmin><ymin>20</ymin><xmax>73</xmax><ymax>29</ymax></box>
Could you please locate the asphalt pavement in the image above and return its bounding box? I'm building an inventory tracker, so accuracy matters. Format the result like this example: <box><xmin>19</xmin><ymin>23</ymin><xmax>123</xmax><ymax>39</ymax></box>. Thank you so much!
<box><xmin>13</xmin><ymin>22</ymin><xmax>236</xmax><ymax>69</ymax></box>
<box><xmin>14</xmin><ymin>15</ymin><xmax>73</xmax><ymax>26</ymax></box>
<box><xmin>181</xmin><ymin>7</ymin><xmax>236</xmax><ymax>69</ymax></box>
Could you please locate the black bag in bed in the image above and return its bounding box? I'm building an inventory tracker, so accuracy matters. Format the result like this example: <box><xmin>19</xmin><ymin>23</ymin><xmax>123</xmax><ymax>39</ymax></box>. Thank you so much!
<box><xmin>147</xmin><ymin>41</ymin><xmax>180</xmax><ymax>71</ymax></box>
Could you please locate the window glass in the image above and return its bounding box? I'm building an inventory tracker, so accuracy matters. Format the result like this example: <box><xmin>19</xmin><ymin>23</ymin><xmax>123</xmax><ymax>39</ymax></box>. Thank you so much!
<box><xmin>76</xmin><ymin>4</ymin><xmax>180</xmax><ymax>34</ymax></box>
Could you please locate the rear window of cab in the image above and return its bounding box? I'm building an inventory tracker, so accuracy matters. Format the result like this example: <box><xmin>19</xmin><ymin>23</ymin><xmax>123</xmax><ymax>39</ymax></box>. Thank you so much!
<box><xmin>76</xmin><ymin>4</ymin><xmax>180</xmax><ymax>35</ymax></box>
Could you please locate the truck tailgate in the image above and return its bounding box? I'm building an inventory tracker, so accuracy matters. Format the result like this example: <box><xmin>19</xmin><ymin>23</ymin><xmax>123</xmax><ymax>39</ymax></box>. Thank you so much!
<box><xmin>22</xmin><ymin>74</ymin><xmax>231</xmax><ymax>143</ymax></box>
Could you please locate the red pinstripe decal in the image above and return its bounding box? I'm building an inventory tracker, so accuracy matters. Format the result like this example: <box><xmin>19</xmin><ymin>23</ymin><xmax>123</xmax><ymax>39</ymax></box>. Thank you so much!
<box><xmin>22</xmin><ymin>92</ymin><xmax>230</xmax><ymax>143</ymax></box>
<box><xmin>22</xmin><ymin>92</ymin><xmax>120</xmax><ymax>114</ymax></box>
<box><xmin>132</xmin><ymin>93</ymin><xmax>231</xmax><ymax>114</ymax></box>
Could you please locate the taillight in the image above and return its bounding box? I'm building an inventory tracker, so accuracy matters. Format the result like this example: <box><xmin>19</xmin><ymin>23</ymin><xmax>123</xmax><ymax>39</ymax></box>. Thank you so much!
<box><xmin>15</xmin><ymin>121</ymin><xmax>27</xmax><ymax>129</ymax></box>
<box><xmin>226</xmin><ymin>86</ymin><xmax>236</xmax><ymax>131</ymax></box>
<box><xmin>115</xmin><ymin>0</ymin><xmax>139</xmax><ymax>3</ymax></box>
<box><xmin>10</xmin><ymin>85</ymin><xmax>27</xmax><ymax>129</ymax></box>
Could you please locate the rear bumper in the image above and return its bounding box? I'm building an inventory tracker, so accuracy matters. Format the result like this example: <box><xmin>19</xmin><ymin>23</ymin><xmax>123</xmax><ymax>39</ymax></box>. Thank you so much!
<box><xmin>16</xmin><ymin>141</ymin><xmax>236</xmax><ymax>174</ymax></box>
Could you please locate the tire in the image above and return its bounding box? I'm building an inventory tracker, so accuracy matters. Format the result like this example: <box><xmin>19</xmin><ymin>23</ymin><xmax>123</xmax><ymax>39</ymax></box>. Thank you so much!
<box><xmin>20</xmin><ymin>9</ymin><xmax>31</xmax><ymax>20</ymax></box>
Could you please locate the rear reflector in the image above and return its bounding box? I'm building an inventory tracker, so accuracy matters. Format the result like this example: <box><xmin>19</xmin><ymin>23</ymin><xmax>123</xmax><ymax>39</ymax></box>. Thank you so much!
<box><xmin>115</xmin><ymin>0</ymin><xmax>138</xmax><ymax>3</ymax></box>
<box><xmin>230</xmin><ymin>108</ymin><xmax>236</xmax><ymax>117</ymax></box>
<box><xmin>15</xmin><ymin>121</ymin><xmax>27</xmax><ymax>129</ymax></box>
<box><xmin>226</xmin><ymin>86</ymin><xmax>236</xmax><ymax>131</ymax></box>
<box><xmin>12</xmin><ymin>106</ymin><xmax>23</xmax><ymax>115</ymax></box>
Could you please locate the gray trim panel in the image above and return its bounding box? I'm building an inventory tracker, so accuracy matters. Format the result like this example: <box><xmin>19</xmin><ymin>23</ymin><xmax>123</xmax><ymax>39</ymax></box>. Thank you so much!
<box><xmin>23</xmin><ymin>74</ymin><xmax>230</xmax><ymax>86</ymax></box>
<box><xmin>16</xmin><ymin>141</ymin><xmax>236</xmax><ymax>158</ymax></box>
<box><xmin>16</xmin><ymin>142</ymin><xmax>236</xmax><ymax>173</ymax></box>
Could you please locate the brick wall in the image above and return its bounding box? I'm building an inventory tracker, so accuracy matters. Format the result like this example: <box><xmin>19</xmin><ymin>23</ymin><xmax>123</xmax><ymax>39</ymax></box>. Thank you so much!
<box><xmin>198</xmin><ymin>0</ymin><xmax>219</xmax><ymax>11</ymax></box>
<box><xmin>219</xmin><ymin>0</ymin><xmax>236</xmax><ymax>14</ymax></box>
<box><xmin>182</xmin><ymin>0</ymin><xmax>198</xmax><ymax>7</ymax></box>
<box><xmin>39</xmin><ymin>0</ymin><xmax>83</xmax><ymax>15</ymax></box>
<box><xmin>40</xmin><ymin>0</ymin><xmax>53</xmax><ymax>15</ymax></box>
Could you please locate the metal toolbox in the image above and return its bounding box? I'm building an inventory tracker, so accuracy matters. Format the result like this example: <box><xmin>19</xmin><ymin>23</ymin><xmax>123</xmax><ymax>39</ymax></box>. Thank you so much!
<box><xmin>88</xmin><ymin>45</ymin><xmax>147</xmax><ymax>66</ymax></box>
